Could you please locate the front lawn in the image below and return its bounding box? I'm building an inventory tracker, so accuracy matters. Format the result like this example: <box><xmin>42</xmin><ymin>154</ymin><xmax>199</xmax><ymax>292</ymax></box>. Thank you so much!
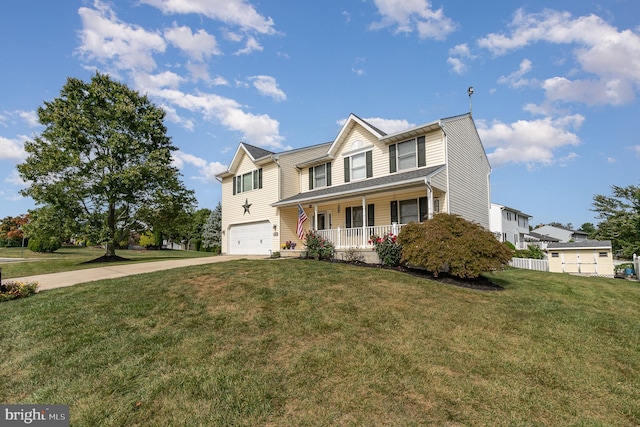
<box><xmin>1</xmin><ymin>260</ymin><xmax>638</xmax><ymax>426</ymax></box>
<box><xmin>0</xmin><ymin>245</ymin><xmax>216</xmax><ymax>279</ymax></box>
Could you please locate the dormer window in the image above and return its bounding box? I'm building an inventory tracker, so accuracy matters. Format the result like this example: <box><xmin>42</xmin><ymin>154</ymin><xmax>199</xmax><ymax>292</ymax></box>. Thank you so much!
<box><xmin>343</xmin><ymin>150</ymin><xmax>373</xmax><ymax>183</ymax></box>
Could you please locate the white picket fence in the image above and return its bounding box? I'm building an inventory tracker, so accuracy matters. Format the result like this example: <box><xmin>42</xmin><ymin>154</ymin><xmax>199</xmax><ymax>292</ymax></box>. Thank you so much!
<box><xmin>509</xmin><ymin>257</ymin><xmax>549</xmax><ymax>272</ymax></box>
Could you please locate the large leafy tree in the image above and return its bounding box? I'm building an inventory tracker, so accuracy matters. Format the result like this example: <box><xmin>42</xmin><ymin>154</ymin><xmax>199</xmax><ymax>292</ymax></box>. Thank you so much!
<box><xmin>592</xmin><ymin>184</ymin><xmax>640</xmax><ymax>258</ymax></box>
<box><xmin>18</xmin><ymin>73</ymin><xmax>195</xmax><ymax>258</ymax></box>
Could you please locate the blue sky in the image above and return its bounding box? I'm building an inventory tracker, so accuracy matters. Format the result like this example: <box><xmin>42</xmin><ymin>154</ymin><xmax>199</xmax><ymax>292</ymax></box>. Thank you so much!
<box><xmin>1</xmin><ymin>0</ymin><xmax>639</xmax><ymax>229</ymax></box>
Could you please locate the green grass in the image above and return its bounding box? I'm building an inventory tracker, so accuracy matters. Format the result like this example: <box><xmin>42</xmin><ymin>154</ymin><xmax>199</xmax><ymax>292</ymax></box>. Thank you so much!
<box><xmin>0</xmin><ymin>245</ymin><xmax>216</xmax><ymax>279</ymax></box>
<box><xmin>1</xmin><ymin>260</ymin><xmax>639</xmax><ymax>426</ymax></box>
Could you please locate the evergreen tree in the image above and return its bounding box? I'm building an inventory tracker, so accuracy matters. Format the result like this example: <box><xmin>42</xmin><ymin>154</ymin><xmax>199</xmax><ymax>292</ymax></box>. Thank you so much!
<box><xmin>202</xmin><ymin>202</ymin><xmax>222</xmax><ymax>250</ymax></box>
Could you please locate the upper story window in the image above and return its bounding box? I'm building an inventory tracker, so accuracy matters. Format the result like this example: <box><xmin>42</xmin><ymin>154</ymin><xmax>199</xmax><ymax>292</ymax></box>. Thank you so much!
<box><xmin>309</xmin><ymin>162</ymin><xmax>331</xmax><ymax>190</ymax></box>
<box><xmin>389</xmin><ymin>136</ymin><xmax>425</xmax><ymax>173</ymax></box>
<box><xmin>344</xmin><ymin>150</ymin><xmax>372</xmax><ymax>183</ymax></box>
<box><xmin>232</xmin><ymin>168</ymin><xmax>262</xmax><ymax>195</ymax></box>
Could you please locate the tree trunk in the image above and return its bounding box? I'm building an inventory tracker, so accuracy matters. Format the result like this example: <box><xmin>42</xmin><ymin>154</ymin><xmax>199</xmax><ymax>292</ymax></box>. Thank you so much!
<box><xmin>105</xmin><ymin>201</ymin><xmax>117</xmax><ymax>257</ymax></box>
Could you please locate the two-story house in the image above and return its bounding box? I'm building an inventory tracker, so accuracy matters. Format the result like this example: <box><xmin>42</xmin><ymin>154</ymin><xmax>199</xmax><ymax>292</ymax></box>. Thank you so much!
<box><xmin>216</xmin><ymin>112</ymin><xmax>491</xmax><ymax>256</ymax></box>
<box><xmin>489</xmin><ymin>203</ymin><xmax>532</xmax><ymax>249</ymax></box>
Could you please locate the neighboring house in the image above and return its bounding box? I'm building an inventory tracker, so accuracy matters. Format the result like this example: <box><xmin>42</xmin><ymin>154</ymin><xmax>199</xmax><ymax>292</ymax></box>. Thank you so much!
<box><xmin>523</xmin><ymin>231</ymin><xmax>561</xmax><ymax>250</ymax></box>
<box><xmin>547</xmin><ymin>240</ymin><xmax>614</xmax><ymax>278</ymax></box>
<box><xmin>216</xmin><ymin>113</ymin><xmax>491</xmax><ymax>256</ymax></box>
<box><xmin>530</xmin><ymin>225</ymin><xmax>589</xmax><ymax>243</ymax></box>
<box><xmin>490</xmin><ymin>203</ymin><xmax>531</xmax><ymax>249</ymax></box>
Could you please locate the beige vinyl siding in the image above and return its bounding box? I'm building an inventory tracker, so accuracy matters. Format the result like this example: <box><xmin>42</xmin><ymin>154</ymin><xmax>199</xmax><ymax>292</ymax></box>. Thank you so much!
<box><xmin>220</xmin><ymin>151</ymin><xmax>280</xmax><ymax>254</ymax></box>
<box><xmin>278</xmin><ymin>143</ymin><xmax>331</xmax><ymax>198</ymax></box>
<box><xmin>332</xmin><ymin>126</ymin><xmax>380</xmax><ymax>187</ymax></box>
<box><xmin>442</xmin><ymin>115</ymin><xmax>491</xmax><ymax>229</ymax></box>
<box><xmin>425</xmin><ymin>130</ymin><xmax>446</xmax><ymax>166</ymax></box>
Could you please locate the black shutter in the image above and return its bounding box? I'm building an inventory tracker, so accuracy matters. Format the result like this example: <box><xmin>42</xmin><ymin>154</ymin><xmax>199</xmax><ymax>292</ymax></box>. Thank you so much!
<box><xmin>366</xmin><ymin>151</ymin><xmax>373</xmax><ymax>178</ymax></box>
<box><xmin>389</xmin><ymin>144</ymin><xmax>397</xmax><ymax>173</ymax></box>
<box><xmin>419</xmin><ymin>197</ymin><xmax>428</xmax><ymax>222</ymax></box>
<box><xmin>232</xmin><ymin>176</ymin><xmax>236</xmax><ymax>195</ymax></box>
<box><xmin>345</xmin><ymin>207</ymin><xmax>352</xmax><ymax>228</ymax></box>
<box><xmin>344</xmin><ymin>157</ymin><xmax>350</xmax><ymax>183</ymax></box>
<box><xmin>258</xmin><ymin>168</ymin><xmax>263</xmax><ymax>189</ymax></box>
<box><xmin>417</xmin><ymin>136</ymin><xmax>426</xmax><ymax>167</ymax></box>
<box><xmin>390</xmin><ymin>201</ymin><xmax>398</xmax><ymax>224</ymax></box>
<box><xmin>367</xmin><ymin>204</ymin><xmax>375</xmax><ymax>227</ymax></box>
<box><xmin>326</xmin><ymin>162</ymin><xmax>332</xmax><ymax>186</ymax></box>
<box><xmin>309</xmin><ymin>167</ymin><xmax>314</xmax><ymax>190</ymax></box>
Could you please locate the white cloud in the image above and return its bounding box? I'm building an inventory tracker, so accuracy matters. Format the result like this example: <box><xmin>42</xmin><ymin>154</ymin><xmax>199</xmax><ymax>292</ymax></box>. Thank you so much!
<box><xmin>164</xmin><ymin>25</ymin><xmax>220</xmax><ymax>61</ymax></box>
<box><xmin>161</xmin><ymin>104</ymin><xmax>195</xmax><ymax>131</ymax></box>
<box><xmin>172</xmin><ymin>150</ymin><xmax>228</xmax><ymax>182</ymax></box>
<box><xmin>149</xmin><ymin>88</ymin><xmax>285</xmax><ymax>149</ymax></box>
<box><xmin>370</xmin><ymin>0</ymin><xmax>457</xmax><ymax>40</ymax></box>
<box><xmin>5</xmin><ymin>169</ymin><xmax>27</xmax><ymax>187</ymax></box>
<box><xmin>249</xmin><ymin>76</ymin><xmax>286</xmax><ymax>101</ymax></box>
<box><xmin>477</xmin><ymin>115</ymin><xmax>584</xmax><ymax>167</ymax></box>
<box><xmin>628</xmin><ymin>145</ymin><xmax>640</xmax><ymax>157</ymax></box>
<box><xmin>497</xmin><ymin>59</ymin><xmax>535</xmax><ymax>88</ymax></box>
<box><xmin>234</xmin><ymin>36</ymin><xmax>263</xmax><ymax>55</ymax></box>
<box><xmin>77</xmin><ymin>0</ymin><xmax>166</xmax><ymax>72</ymax></box>
<box><xmin>141</xmin><ymin>0</ymin><xmax>276</xmax><ymax>35</ymax></box>
<box><xmin>0</xmin><ymin>136</ymin><xmax>26</xmax><ymax>160</ymax></box>
<box><xmin>447</xmin><ymin>44</ymin><xmax>475</xmax><ymax>74</ymax></box>
<box><xmin>133</xmin><ymin>70</ymin><xmax>185</xmax><ymax>91</ymax></box>
<box><xmin>18</xmin><ymin>110</ymin><xmax>39</xmax><ymax>127</ymax></box>
<box><xmin>338</xmin><ymin>117</ymin><xmax>414</xmax><ymax>134</ymax></box>
<box><xmin>478</xmin><ymin>9</ymin><xmax>640</xmax><ymax>106</ymax></box>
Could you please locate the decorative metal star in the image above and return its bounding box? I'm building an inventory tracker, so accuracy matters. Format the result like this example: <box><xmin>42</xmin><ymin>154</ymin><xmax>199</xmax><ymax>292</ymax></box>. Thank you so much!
<box><xmin>242</xmin><ymin>198</ymin><xmax>252</xmax><ymax>215</ymax></box>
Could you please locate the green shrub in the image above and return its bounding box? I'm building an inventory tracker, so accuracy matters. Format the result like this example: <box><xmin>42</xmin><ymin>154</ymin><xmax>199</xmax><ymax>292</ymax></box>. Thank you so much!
<box><xmin>515</xmin><ymin>244</ymin><xmax>545</xmax><ymax>259</ymax></box>
<box><xmin>370</xmin><ymin>233</ymin><xmax>402</xmax><ymax>266</ymax></box>
<box><xmin>504</xmin><ymin>241</ymin><xmax>516</xmax><ymax>251</ymax></box>
<box><xmin>27</xmin><ymin>237</ymin><xmax>61</xmax><ymax>253</ymax></box>
<box><xmin>303</xmin><ymin>230</ymin><xmax>335</xmax><ymax>260</ymax></box>
<box><xmin>397</xmin><ymin>213</ymin><xmax>514</xmax><ymax>278</ymax></box>
<box><xmin>0</xmin><ymin>281</ymin><xmax>39</xmax><ymax>302</ymax></box>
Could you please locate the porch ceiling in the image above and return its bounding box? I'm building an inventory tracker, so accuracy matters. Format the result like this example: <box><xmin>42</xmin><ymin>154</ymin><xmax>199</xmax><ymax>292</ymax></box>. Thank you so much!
<box><xmin>272</xmin><ymin>165</ymin><xmax>445</xmax><ymax>207</ymax></box>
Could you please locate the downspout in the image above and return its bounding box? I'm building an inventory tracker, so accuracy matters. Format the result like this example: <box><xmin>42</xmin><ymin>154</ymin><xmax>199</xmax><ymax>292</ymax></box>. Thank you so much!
<box><xmin>439</xmin><ymin>120</ymin><xmax>451</xmax><ymax>214</ymax></box>
<box><xmin>424</xmin><ymin>176</ymin><xmax>433</xmax><ymax>220</ymax></box>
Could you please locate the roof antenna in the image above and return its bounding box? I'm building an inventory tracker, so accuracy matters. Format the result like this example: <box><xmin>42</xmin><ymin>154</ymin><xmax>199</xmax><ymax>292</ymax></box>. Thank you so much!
<box><xmin>467</xmin><ymin>86</ymin><xmax>474</xmax><ymax>116</ymax></box>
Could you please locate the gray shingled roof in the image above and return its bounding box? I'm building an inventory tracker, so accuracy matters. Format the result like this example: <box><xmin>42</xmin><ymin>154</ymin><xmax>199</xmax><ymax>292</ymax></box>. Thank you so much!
<box><xmin>242</xmin><ymin>142</ymin><xmax>274</xmax><ymax>160</ymax></box>
<box><xmin>547</xmin><ymin>240</ymin><xmax>612</xmax><ymax>249</ymax></box>
<box><xmin>272</xmin><ymin>165</ymin><xmax>444</xmax><ymax>206</ymax></box>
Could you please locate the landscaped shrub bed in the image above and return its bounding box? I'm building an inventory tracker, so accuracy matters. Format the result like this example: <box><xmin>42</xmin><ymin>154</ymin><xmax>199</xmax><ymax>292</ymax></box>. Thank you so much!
<box><xmin>0</xmin><ymin>281</ymin><xmax>39</xmax><ymax>302</ymax></box>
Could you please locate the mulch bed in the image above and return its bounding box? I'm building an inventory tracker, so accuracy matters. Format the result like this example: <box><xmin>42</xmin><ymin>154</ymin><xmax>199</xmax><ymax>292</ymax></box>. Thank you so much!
<box><xmin>330</xmin><ymin>259</ymin><xmax>504</xmax><ymax>291</ymax></box>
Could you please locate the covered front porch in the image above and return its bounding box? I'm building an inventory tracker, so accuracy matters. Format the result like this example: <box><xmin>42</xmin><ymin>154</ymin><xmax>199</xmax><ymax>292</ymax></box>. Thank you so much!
<box><xmin>273</xmin><ymin>166</ymin><xmax>447</xmax><ymax>251</ymax></box>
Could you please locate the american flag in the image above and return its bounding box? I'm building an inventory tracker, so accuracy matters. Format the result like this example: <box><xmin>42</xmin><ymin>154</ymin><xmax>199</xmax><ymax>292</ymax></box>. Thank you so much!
<box><xmin>296</xmin><ymin>203</ymin><xmax>308</xmax><ymax>239</ymax></box>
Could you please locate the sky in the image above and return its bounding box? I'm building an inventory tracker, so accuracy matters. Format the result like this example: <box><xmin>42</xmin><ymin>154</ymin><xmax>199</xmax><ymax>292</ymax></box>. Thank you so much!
<box><xmin>1</xmin><ymin>0</ymin><xmax>639</xmax><ymax>230</ymax></box>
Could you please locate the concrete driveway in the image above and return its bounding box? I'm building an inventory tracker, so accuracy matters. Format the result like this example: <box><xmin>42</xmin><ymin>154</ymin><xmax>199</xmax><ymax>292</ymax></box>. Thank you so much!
<box><xmin>4</xmin><ymin>255</ymin><xmax>267</xmax><ymax>292</ymax></box>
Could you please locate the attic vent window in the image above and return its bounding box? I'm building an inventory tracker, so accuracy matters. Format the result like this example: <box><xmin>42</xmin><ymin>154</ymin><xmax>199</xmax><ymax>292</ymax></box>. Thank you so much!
<box><xmin>351</xmin><ymin>139</ymin><xmax>364</xmax><ymax>150</ymax></box>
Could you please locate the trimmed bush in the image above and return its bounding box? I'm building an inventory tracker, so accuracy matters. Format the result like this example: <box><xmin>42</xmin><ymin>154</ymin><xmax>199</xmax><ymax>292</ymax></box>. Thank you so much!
<box><xmin>303</xmin><ymin>230</ymin><xmax>335</xmax><ymax>260</ymax></box>
<box><xmin>398</xmin><ymin>213</ymin><xmax>514</xmax><ymax>278</ymax></box>
<box><xmin>27</xmin><ymin>237</ymin><xmax>61</xmax><ymax>253</ymax></box>
<box><xmin>370</xmin><ymin>233</ymin><xmax>402</xmax><ymax>267</ymax></box>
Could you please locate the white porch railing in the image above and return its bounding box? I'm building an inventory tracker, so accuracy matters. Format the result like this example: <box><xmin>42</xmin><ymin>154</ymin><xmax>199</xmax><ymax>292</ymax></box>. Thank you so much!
<box><xmin>316</xmin><ymin>223</ymin><xmax>404</xmax><ymax>248</ymax></box>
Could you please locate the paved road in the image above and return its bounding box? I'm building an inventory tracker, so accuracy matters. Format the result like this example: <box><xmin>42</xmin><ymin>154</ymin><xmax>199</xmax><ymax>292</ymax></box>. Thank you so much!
<box><xmin>4</xmin><ymin>255</ymin><xmax>266</xmax><ymax>292</ymax></box>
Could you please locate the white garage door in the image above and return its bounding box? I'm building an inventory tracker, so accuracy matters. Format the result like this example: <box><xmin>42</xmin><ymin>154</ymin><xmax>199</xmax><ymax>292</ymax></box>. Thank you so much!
<box><xmin>228</xmin><ymin>221</ymin><xmax>272</xmax><ymax>255</ymax></box>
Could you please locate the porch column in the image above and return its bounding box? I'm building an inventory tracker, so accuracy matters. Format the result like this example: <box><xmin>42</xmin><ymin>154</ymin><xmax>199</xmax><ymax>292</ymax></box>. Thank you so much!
<box><xmin>313</xmin><ymin>204</ymin><xmax>318</xmax><ymax>230</ymax></box>
<box><xmin>362</xmin><ymin>196</ymin><xmax>367</xmax><ymax>247</ymax></box>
